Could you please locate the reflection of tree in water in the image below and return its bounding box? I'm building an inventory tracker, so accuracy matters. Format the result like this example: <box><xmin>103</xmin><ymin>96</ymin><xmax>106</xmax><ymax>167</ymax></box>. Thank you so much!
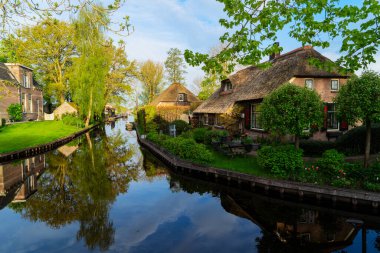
<box><xmin>10</xmin><ymin>128</ymin><xmax>138</xmax><ymax>251</ymax></box>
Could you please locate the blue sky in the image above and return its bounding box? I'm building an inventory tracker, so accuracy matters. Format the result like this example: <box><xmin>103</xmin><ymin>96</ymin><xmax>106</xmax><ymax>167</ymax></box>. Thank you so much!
<box><xmin>113</xmin><ymin>0</ymin><xmax>380</xmax><ymax>95</ymax></box>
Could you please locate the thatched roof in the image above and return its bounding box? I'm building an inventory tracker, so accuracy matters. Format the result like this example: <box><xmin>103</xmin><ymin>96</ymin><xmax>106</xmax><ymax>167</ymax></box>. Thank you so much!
<box><xmin>150</xmin><ymin>83</ymin><xmax>200</xmax><ymax>106</ymax></box>
<box><xmin>194</xmin><ymin>46</ymin><xmax>349</xmax><ymax>114</ymax></box>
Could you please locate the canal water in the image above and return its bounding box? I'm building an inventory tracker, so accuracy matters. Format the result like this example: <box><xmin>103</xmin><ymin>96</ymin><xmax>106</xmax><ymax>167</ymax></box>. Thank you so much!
<box><xmin>0</xmin><ymin>119</ymin><xmax>379</xmax><ymax>253</ymax></box>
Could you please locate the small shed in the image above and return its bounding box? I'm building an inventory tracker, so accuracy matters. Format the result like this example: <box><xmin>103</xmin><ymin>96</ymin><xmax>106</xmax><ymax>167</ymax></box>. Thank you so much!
<box><xmin>53</xmin><ymin>102</ymin><xmax>78</xmax><ymax>120</ymax></box>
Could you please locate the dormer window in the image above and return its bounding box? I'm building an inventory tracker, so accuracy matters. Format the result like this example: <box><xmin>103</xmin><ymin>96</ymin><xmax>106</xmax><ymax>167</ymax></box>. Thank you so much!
<box><xmin>305</xmin><ymin>79</ymin><xmax>314</xmax><ymax>89</ymax></box>
<box><xmin>178</xmin><ymin>93</ymin><xmax>187</xmax><ymax>102</ymax></box>
<box><xmin>223</xmin><ymin>80</ymin><xmax>233</xmax><ymax>91</ymax></box>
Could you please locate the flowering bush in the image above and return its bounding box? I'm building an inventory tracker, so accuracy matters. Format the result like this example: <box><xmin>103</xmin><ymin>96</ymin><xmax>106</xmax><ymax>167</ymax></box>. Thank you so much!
<box><xmin>300</xmin><ymin>165</ymin><xmax>322</xmax><ymax>184</ymax></box>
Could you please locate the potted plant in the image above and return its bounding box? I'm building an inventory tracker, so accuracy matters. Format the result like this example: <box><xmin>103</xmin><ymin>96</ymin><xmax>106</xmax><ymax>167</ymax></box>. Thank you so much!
<box><xmin>242</xmin><ymin>136</ymin><xmax>254</xmax><ymax>152</ymax></box>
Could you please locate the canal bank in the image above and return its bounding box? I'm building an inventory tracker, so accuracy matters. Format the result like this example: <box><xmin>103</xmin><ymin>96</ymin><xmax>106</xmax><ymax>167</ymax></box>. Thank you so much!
<box><xmin>0</xmin><ymin>123</ymin><xmax>99</xmax><ymax>163</ymax></box>
<box><xmin>137</xmin><ymin>133</ymin><xmax>380</xmax><ymax>211</ymax></box>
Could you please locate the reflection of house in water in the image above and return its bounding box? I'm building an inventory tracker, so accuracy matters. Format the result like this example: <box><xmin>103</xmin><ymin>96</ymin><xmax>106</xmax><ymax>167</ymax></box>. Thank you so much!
<box><xmin>0</xmin><ymin>155</ymin><xmax>45</xmax><ymax>208</ymax></box>
<box><xmin>220</xmin><ymin>193</ymin><xmax>361</xmax><ymax>253</ymax></box>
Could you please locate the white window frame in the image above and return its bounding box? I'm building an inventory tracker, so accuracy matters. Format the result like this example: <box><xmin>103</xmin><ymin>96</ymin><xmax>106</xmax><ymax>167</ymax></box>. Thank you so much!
<box><xmin>251</xmin><ymin>103</ymin><xmax>263</xmax><ymax>130</ymax></box>
<box><xmin>331</xmin><ymin>79</ymin><xmax>339</xmax><ymax>91</ymax></box>
<box><xmin>305</xmin><ymin>78</ymin><xmax>314</xmax><ymax>89</ymax></box>
<box><xmin>178</xmin><ymin>93</ymin><xmax>185</xmax><ymax>102</ymax></box>
<box><xmin>223</xmin><ymin>81</ymin><xmax>232</xmax><ymax>91</ymax></box>
<box><xmin>326</xmin><ymin>103</ymin><xmax>339</xmax><ymax>131</ymax></box>
<box><xmin>29</xmin><ymin>94</ymin><xmax>32</xmax><ymax>113</ymax></box>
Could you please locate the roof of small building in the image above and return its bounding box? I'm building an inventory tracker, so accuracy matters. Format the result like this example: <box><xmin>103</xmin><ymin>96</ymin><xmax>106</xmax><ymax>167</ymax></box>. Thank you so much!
<box><xmin>194</xmin><ymin>46</ymin><xmax>349</xmax><ymax>114</ymax></box>
<box><xmin>149</xmin><ymin>82</ymin><xmax>200</xmax><ymax>106</ymax></box>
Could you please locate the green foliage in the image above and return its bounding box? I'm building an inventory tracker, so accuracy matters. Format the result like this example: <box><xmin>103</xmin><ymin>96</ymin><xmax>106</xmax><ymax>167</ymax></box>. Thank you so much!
<box><xmin>204</xmin><ymin>129</ymin><xmax>228</xmax><ymax>144</ymax></box>
<box><xmin>257</xmin><ymin>145</ymin><xmax>303</xmax><ymax>179</ymax></box>
<box><xmin>299</xmin><ymin>140</ymin><xmax>336</xmax><ymax>156</ymax></box>
<box><xmin>164</xmin><ymin>48</ymin><xmax>187</xmax><ymax>84</ymax></box>
<box><xmin>299</xmin><ymin>164</ymin><xmax>322</xmax><ymax>184</ymax></box>
<box><xmin>185</xmin><ymin>1</ymin><xmax>380</xmax><ymax>73</ymax></box>
<box><xmin>146</xmin><ymin>131</ymin><xmax>169</xmax><ymax>145</ymax></box>
<box><xmin>241</xmin><ymin>136</ymin><xmax>253</xmax><ymax>145</ymax></box>
<box><xmin>7</xmin><ymin>103</ymin><xmax>22</xmax><ymax>122</ymax></box>
<box><xmin>192</xmin><ymin>128</ymin><xmax>210</xmax><ymax>143</ymax></box>
<box><xmin>336</xmin><ymin>71</ymin><xmax>380</xmax><ymax>126</ymax></box>
<box><xmin>69</xmin><ymin>6</ymin><xmax>111</xmax><ymax>127</ymax></box>
<box><xmin>316</xmin><ymin>149</ymin><xmax>345</xmax><ymax>177</ymax></box>
<box><xmin>171</xmin><ymin>120</ymin><xmax>191</xmax><ymax>135</ymax></box>
<box><xmin>61</xmin><ymin>113</ymin><xmax>84</xmax><ymax>128</ymax></box>
<box><xmin>259</xmin><ymin>83</ymin><xmax>323</xmax><ymax>147</ymax></box>
<box><xmin>137</xmin><ymin>60</ymin><xmax>164</xmax><ymax>104</ymax></box>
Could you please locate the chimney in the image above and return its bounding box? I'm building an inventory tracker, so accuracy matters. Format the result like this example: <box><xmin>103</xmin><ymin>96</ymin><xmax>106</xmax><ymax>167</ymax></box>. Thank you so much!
<box><xmin>269</xmin><ymin>42</ymin><xmax>280</xmax><ymax>61</ymax></box>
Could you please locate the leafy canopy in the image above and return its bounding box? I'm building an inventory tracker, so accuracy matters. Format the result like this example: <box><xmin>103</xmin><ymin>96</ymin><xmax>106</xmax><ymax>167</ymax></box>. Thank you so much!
<box><xmin>164</xmin><ymin>48</ymin><xmax>187</xmax><ymax>84</ymax></box>
<box><xmin>336</xmin><ymin>71</ymin><xmax>380</xmax><ymax>125</ymax></box>
<box><xmin>259</xmin><ymin>83</ymin><xmax>323</xmax><ymax>138</ymax></box>
<box><xmin>185</xmin><ymin>0</ymin><xmax>380</xmax><ymax>73</ymax></box>
<box><xmin>137</xmin><ymin>60</ymin><xmax>164</xmax><ymax>105</ymax></box>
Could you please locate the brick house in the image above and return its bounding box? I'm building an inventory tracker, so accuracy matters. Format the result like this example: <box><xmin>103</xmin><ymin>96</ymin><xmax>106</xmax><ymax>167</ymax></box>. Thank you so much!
<box><xmin>0</xmin><ymin>63</ymin><xmax>43</xmax><ymax>122</ymax></box>
<box><xmin>193</xmin><ymin>46</ymin><xmax>349</xmax><ymax>141</ymax></box>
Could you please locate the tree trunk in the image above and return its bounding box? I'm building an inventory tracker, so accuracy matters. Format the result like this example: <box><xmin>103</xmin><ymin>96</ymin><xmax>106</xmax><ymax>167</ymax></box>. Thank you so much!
<box><xmin>85</xmin><ymin>88</ymin><xmax>93</xmax><ymax>127</ymax></box>
<box><xmin>364</xmin><ymin>118</ymin><xmax>371</xmax><ymax>168</ymax></box>
<box><xmin>295</xmin><ymin>135</ymin><xmax>300</xmax><ymax>150</ymax></box>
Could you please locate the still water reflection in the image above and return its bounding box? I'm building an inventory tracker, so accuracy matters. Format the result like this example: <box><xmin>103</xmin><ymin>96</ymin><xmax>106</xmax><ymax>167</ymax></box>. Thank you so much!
<box><xmin>0</xmin><ymin>119</ymin><xmax>379</xmax><ymax>253</ymax></box>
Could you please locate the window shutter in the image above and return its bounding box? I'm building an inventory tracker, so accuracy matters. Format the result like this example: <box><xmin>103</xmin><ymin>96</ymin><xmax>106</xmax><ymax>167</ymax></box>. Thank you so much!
<box><xmin>245</xmin><ymin>106</ymin><xmax>251</xmax><ymax>129</ymax></box>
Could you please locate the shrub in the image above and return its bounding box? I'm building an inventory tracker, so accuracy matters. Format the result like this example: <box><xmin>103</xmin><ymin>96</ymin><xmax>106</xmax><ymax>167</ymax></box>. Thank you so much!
<box><xmin>7</xmin><ymin>103</ymin><xmax>22</xmax><ymax>122</ymax></box>
<box><xmin>61</xmin><ymin>113</ymin><xmax>84</xmax><ymax>128</ymax></box>
<box><xmin>204</xmin><ymin>129</ymin><xmax>228</xmax><ymax>144</ymax></box>
<box><xmin>162</xmin><ymin>136</ymin><xmax>213</xmax><ymax>163</ymax></box>
<box><xmin>299</xmin><ymin>164</ymin><xmax>323</xmax><ymax>184</ymax></box>
<box><xmin>299</xmin><ymin>140</ymin><xmax>336</xmax><ymax>156</ymax></box>
<box><xmin>137</xmin><ymin>106</ymin><xmax>158</xmax><ymax>133</ymax></box>
<box><xmin>192</xmin><ymin>128</ymin><xmax>209</xmax><ymax>143</ymax></box>
<box><xmin>153</xmin><ymin>115</ymin><xmax>169</xmax><ymax>134</ymax></box>
<box><xmin>146</xmin><ymin>131</ymin><xmax>168</xmax><ymax>145</ymax></box>
<box><xmin>316</xmin><ymin>149</ymin><xmax>345</xmax><ymax>178</ymax></box>
<box><xmin>257</xmin><ymin>145</ymin><xmax>303</xmax><ymax>179</ymax></box>
<box><xmin>363</xmin><ymin>182</ymin><xmax>380</xmax><ymax>192</ymax></box>
<box><xmin>171</xmin><ymin>120</ymin><xmax>191</xmax><ymax>135</ymax></box>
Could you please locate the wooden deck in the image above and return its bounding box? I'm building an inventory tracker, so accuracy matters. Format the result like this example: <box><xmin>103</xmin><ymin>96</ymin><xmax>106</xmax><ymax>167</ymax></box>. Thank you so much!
<box><xmin>138</xmin><ymin>135</ymin><xmax>380</xmax><ymax>211</ymax></box>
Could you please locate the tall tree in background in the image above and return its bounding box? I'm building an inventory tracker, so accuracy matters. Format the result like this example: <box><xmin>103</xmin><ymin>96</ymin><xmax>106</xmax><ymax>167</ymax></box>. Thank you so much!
<box><xmin>185</xmin><ymin>1</ymin><xmax>380</xmax><ymax>74</ymax></box>
<box><xmin>137</xmin><ymin>60</ymin><xmax>164</xmax><ymax>104</ymax></box>
<box><xmin>69</xmin><ymin>6</ymin><xmax>111</xmax><ymax>127</ymax></box>
<box><xmin>0</xmin><ymin>1</ymin><xmax>130</xmax><ymax>37</ymax></box>
<box><xmin>336</xmin><ymin>71</ymin><xmax>380</xmax><ymax>168</ymax></box>
<box><xmin>105</xmin><ymin>40</ymin><xmax>137</xmax><ymax>107</ymax></box>
<box><xmin>3</xmin><ymin>19</ymin><xmax>76</xmax><ymax>106</ymax></box>
<box><xmin>164</xmin><ymin>48</ymin><xmax>187</xmax><ymax>84</ymax></box>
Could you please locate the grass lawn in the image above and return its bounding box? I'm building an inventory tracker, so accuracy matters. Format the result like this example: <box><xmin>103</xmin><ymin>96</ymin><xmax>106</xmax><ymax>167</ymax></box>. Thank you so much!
<box><xmin>0</xmin><ymin>121</ymin><xmax>84</xmax><ymax>153</ymax></box>
<box><xmin>203</xmin><ymin>150</ymin><xmax>270</xmax><ymax>177</ymax></box>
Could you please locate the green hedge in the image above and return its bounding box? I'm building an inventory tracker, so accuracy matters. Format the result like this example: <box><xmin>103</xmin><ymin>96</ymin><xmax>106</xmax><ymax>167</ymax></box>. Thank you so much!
<box><xmin>299</xmin><ymin>140</ymin><xmax>336</xmax><ymax>156</ymax></box>
<box><xmin>257</xmin><ymin>145</ymin><xmax>303</xmax><ymax>179</ymax></box>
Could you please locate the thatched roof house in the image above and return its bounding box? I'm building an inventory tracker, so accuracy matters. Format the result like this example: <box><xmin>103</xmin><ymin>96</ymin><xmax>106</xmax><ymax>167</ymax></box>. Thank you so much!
<box><xmin>150</xmin><ymin>82</ymin><xmax>199</xmax><ymax>107</ymax></box>
<box><xmin>194</xmin><ymin>46</ymin><xmax>350</xmax><ymax>141</ymax></box>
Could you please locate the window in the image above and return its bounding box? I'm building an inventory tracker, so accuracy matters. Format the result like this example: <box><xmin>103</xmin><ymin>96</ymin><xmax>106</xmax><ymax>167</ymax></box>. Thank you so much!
<box><xmin>305</xmin><ymin>79</ymin><xmax>314</xmax><ymax>89</ymax></box>
<box><xmin>331</xmin><ymin>79</ymin><xmax>339</xmax><ymax>91</ymax></box>
<box><xmin>22</xmin><ymin>93</ymin><xmax>26</xmax><ymax>112</ymax></box>
<box><xmin>29</xmin><ymin>94</ymin><xmax>32</xmax><ymax>112</ymax></box>
<box><xmin>204</xmin><ymin>114</ymin><xmax>209</xmax><ymax>125</ymax></box>
<box><xmin>223</xmin><ymin>81</ymin><xmax>233</xmax><ymax>91</ymax></box>
<box><xmin>251</xmin><ymin>104</ymin><xmax>262</xmax><ymax>129</ymax></box>
<box><xmin>178</xmin><ymin>93</ymin><xmax>186</xmax><ymax>102</ymax></box>
<box><xmin>23</xmin><ymin>72</ymin><xmax>30</xmax><ymax>88</ymax></box>
<box><xmin>327</xmin><ymin>103</ymin><xmax>339</xmax><ymax>130</ymax></box>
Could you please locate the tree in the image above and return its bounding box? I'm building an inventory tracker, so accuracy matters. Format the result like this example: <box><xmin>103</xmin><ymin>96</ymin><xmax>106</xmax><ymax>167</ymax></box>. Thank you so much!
<box><xmin>137</xmin><ymin>60</ymin><xmax>164</xmax><ymax>104</ymax></box>
<box><xmin>259</xmin><ymin>84</ymin><xmax>323</xmax><ymax>149</ymax></box>
<box><xmin>185</xmin><ymin>1</ymin><xmax>380</xmax><ymax>74</ymax></box>
<box><xmin>69</xmin><ymin>6</ymin><xmax>111</xmax><ymax>127</ymax></box>
<box><xmin>336</xmin><ymin>71</ymin><xmax>380</xmax><ymax>168</ymax></box>
<box><xmin>0</xmin><ymin>1</ymin><xmax>130</xmax><ymax>37</ymax></box>
<box><xmin>104</xmin><ymin>40</ymin><xmax>137</xmax><ymax>107</ymax></box>
<box><xmin>164</xmin><ymin>48</ymin><xmax>187</xmax><ymax>84</ymax></box>
<box><xmin>7</xmin><ymin>19</ymin><xmax>75</xmax><ymax>105</ymax></box>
